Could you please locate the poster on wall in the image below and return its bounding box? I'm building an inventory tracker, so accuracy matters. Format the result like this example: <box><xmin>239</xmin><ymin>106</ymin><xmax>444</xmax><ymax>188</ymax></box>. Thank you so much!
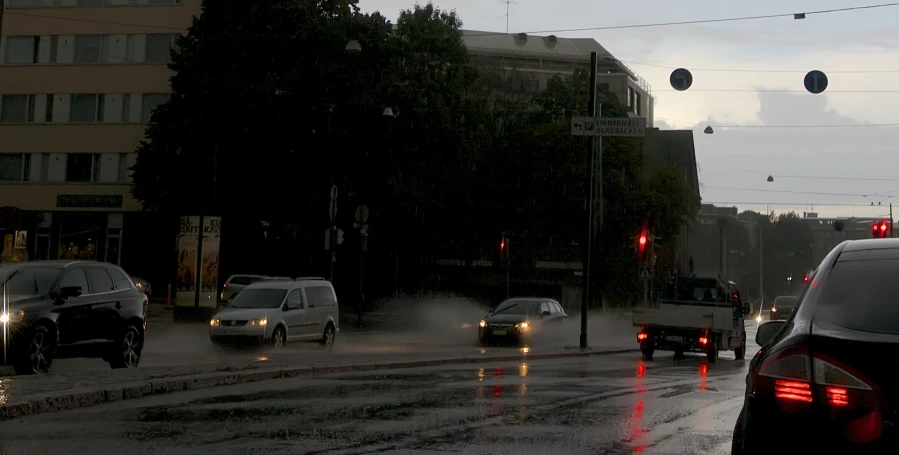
<box><xmin>199</xmin><ymin>217</ymin><xmax>222</xmax><ymax>308</ymax></box>
<box><xmin>175</xmin><ymin>216</ymin><xmax>201</xmax><ymax>306</ymax></box>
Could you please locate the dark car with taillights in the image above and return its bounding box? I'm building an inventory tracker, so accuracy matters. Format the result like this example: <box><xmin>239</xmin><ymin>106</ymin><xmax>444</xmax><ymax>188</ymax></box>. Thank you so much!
<box><xmin>478</xmin><ymin>298</ymin><xmax>567</xmax><ymax>345</ymax></box>
<box><xmin>732</xmin><ymin>239</ymin><xmax>899</xmax><ymax>454</ymax></box>
<box><xmin>0</xmin><ymin>260</ymin><xmax>147</xmax><ymax>375</ymax></box>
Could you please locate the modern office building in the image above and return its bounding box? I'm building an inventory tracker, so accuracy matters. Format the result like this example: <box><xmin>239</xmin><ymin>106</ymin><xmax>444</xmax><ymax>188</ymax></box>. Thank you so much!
<box><xmin>0</xmin><ymin>0</ymin><xmax>196</xmax><ymax>265</ymax></box>
<box><xmin>462</xmin><ymin>30</ymin><xmax>654</xmax><ymax>125</ymax></box>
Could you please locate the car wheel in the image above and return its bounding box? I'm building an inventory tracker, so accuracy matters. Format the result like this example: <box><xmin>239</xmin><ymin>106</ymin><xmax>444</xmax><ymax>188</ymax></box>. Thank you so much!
<box><xmin>640</xmin><ymin>341</ymin><xmax>654</xmax><ymax>361</ymax></box>
<box><xmin>731</xmin><ymin>407</ymin><xmax>746</xmax><ymax>455</ymax></box>
<box><xmin>319</xmin><ymin>323</ymin><xmax>336</xmax><ymax>347</ymax></box>
<box><xmin>109</xmin><ymin>325</ymin><xmax>143</xmax><ymax>369</ymax></box>
<box><xmin>14</xmin><ymin>325</ymin><xmax>54</xmax><ymax>375</ymax></box>
<box><xmin>735</xmin><ymin>338</ymin><xmax>746</xmax><ymax>360</ymax></box>
<box><xmin>707</xmin><ymin>337</ymin><xmax>719</xmax><ymax>363</ymax></box>
<box><xmin>271</xmin><ymin>326</ymin><xmax>287</xmax><ymax>349</ymax></box>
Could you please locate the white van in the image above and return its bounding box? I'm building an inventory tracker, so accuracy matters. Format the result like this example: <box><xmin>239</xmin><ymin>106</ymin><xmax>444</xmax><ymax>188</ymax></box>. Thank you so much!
<box><xmin>210</xmin><ymin>277</ymin><xmax>339</xmax><ymax>348</ymax></box>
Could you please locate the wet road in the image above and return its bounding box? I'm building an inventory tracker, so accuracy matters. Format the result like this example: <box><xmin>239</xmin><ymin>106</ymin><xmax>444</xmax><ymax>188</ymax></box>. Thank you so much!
<box><xmin>0</xmin><ymin>328</ymin><xmax>757</xmax><ymax>454</ymax></box>
<box><xmin>39</xmin><ymin>313</ymin><xmax>639</xmax><ymax>373</ymax></box>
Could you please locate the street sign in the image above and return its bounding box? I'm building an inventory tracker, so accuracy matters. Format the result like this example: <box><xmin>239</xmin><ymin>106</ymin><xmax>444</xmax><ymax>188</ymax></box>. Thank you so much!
<box><xmin>571</xmin><ymin>117</ymin><xmax>646</xmax><ymax>137</ymax></box>
<box><xmin>639</xmin><ymin>266</ymin><xmax>654</xmax><ymax>280</ymax></box>
<box><xmin>354</xmin><ymin>205</ymin><xmax>370</xmax><ymax>227</ymax></box>
<box><xmin>324</xmin><ymin>229</ymin><xmax>344</xmax><ymax>249</ymax></box>
<box><xmin>669</xmin><ymin>68</ymin><xmax>693</xmax><ymax>91</ymax></box>
<box><xmin>329</xmin><ymin>185</ymin><xmax>338</xmax><ymax>222</ymax></box>
<box><xmin>804</xmin><ymin>70</ymin><xmax>828</xmax><ymax>94</ymax></box>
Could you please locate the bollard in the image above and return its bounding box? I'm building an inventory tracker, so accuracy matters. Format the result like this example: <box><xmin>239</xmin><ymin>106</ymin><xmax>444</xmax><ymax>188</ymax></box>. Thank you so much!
<box><xmin>166</xmin><ymin>283</ymin><xmax>173</xmax><ymax>310</ymax></box>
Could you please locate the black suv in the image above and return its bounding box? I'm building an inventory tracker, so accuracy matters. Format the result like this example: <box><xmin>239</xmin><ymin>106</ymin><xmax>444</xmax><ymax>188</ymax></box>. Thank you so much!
<box><xmin>0</xmin><ymin>260</ymin><xmax>147</xmax><ymax>375</ymax></box>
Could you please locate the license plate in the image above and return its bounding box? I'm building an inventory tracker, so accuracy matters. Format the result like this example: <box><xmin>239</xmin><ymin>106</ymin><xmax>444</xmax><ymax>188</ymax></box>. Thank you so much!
<box><xmin>492</xmin><ymin>330</ymin><xmax>507</xmax><ymax>336</ymax></box>
<box><xmin>665</xmin><ymin>336</ymin><xmax>684</xmax><ymax>343</ymax></box>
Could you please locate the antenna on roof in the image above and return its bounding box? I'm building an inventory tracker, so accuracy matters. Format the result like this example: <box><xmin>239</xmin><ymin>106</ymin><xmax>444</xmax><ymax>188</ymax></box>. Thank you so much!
<box><xmin>500</xmin><ymin>0</ymin><xmax>518</xmax><ymax>33</ymax></box>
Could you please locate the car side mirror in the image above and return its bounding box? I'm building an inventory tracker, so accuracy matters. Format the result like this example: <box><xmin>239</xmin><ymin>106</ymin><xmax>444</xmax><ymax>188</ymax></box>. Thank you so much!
<box><xmin>541</xmin><ymin>310</ymin><xmax>551</xmax><ymax>316</ymax></box>
<box><xmin>284</xmin><ymin>301</ymin><xmax>299</xmax><ymax>311</ymax></box>
<box><xmin>57</xmin><ymin>286</ymin><xmax>82</xmax><ymax>300</ymax></box>
<box><xmin>756</xmin><ymin>321</ymin><xmax>786</xmax><ymax>346</ymax></box>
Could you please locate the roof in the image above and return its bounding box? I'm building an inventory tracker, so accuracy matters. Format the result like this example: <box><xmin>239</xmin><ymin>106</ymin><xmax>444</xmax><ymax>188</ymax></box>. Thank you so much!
<box><xmin>842</xmin><ymin>238</ymin><xmax>899</xmax><ymax>252</ymax></box>
<box><xmin>0</xmin><ymin>260</ymin><xmax>98</xmax><ymax>269</ymax></box>
<box><xmin>246</xmin><ymin>279</ymin><xmax>331</xmax><ymax>290</ymax></box>
<box><xmin>461</xmin><ymin>30</ymin><xmax>613</xmax><ymax>60</ymax></box>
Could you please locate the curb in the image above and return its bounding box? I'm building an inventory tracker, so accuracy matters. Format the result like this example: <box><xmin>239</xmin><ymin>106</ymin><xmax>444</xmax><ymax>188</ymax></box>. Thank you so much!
<box><xmin>0</xmin><ymin>348</ymin><xmax>636</xmax><ymax>421</ymax></box>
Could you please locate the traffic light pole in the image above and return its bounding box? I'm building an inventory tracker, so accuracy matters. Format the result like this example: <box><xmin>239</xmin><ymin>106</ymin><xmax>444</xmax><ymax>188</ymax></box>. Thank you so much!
<box><xmin>580</xmin><ymin>52</ymin><xmax>599</xmax><ymax>350</ymax></box>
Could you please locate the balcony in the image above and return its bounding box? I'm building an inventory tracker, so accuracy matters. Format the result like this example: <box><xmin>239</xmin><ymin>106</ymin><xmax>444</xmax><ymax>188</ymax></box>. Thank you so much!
<box><xmin>0</xmin><ymin>123</ymin><xmax>146</xmax><ymax>153</ymax></box>
<box><xmin>0</xmin><ymin>64</ymin><xmax>173</xmax><ymax>93</ymax></box>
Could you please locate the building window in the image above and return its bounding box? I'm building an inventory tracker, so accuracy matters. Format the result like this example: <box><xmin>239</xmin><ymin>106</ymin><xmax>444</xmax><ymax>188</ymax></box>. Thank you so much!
<box><xmin>73</xmin><ymin>35</ymin><xmax>103</xmax><ymax>64</ymax></box>
<box><xmin>40</xmin><ymin>153</ymin><xmax>50</xmax><ymax>181</ymax></box>
<box><xmin>0</xmin><ymin>154</ymin><xmax>31</xmax><ymax>182</ymax></box>
<box><xmin>118</xmin><ymin>153</ymin><xmax>136</xmax><ymax>183</ymax></box>
<box><xmin>70</xmin><ymin>94</ymin><xmax>105</xmax><ymax>122</ymax></box>
<box><xmin>627</xmin><ymin>87</ymin><xmax>634</xmax><ymax>108</ymax></box>
<box><xmin>76</xmin><ymin>0</ymin><xmax>105</xmax><ymax>5</ymax></box>
<box><xmin>141</xmin><ymin>94</ymin><xmax>170</xmax><ymax>122</ymax></box>
<box><xmin>4</xmin><ymin>36</ymin><xmax>40</xmax><ymax>64</ymax></box>
<box><xmin>149</xmin><ymin>0</ymin><xmax>182</xmax><ymax>4</ymax></box>
<box><xmin>0</xmin><ymin>95</ymin><xmax>37</xmax><ymax>123</ymax></box>
<box><xmin>44</xmin><ymin>95</ymin><xmax>54</xmax><ymax>122</ymax></box>
<box><xmin>145</xmin><ymin>34</ymin><xmax>179</xmax><ymax>63</ymax></box>
<box><xmin>66</xmin><ymin>153</ymin><xmax>100</xmax><ymax>182</ymax></box>
<box><xmin>635</xmin><ymin>92</ymin><xmax>641</xmax><ymax>115</ymax></box>
<box><xmin>8</xmin><ymin>0</ymin><xmax>41</xmax><ymax>6</ymax></box>
<box><xmin>122</xmin><ymin>94</ymin><xmax>132</xmax><ymax>122</ymax></box>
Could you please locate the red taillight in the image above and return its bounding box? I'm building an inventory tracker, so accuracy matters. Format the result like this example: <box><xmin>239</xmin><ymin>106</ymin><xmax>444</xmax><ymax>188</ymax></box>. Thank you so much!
<box><xmin>637</xmin><ymin>333</ymin><xmax>648</xmax><ymax>342</ymax></box>
<box><xmin>755</xmin><ymin>345</ymin><xmax>883</xmax><ymax>443</ymax></box>
<box><xmin>775</xmin><ymin>379</ymin><xmax>812</xmax><ymax>403</ymax></box>
<box><xmin>699</xmin><ymin>337</ymin><xmax>708</xmax><ymax>344</ymax></box>
<box><xmin>826</xmin><ymin>386</ymin><xmax>849</xmax><ymax>406</ymax></box>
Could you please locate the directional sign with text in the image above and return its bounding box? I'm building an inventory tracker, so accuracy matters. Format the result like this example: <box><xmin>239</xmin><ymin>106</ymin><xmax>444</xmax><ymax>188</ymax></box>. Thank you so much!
<box><xmin>571</xmin><ymin>117</ymin><xmax>646</xmax><ymax>137</ymax></box>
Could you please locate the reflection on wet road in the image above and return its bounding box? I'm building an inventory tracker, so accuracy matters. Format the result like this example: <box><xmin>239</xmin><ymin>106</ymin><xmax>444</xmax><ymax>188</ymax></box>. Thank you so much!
<box><xmin>0</xmin><ymin>341</ymin><xmax>756</xmax><ymax>454</ymax></box>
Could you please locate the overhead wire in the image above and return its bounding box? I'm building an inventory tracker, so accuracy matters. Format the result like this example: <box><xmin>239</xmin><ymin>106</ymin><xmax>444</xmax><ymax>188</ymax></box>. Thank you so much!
<box><xmin>623</xmin><ymin>60</ymin><xmax>899</xmax><ymax>75</ymax></box>
<box><xmin>7</xmin><ymin>2</ymin><xmax>899</xmax><ymax>37</ymax></box>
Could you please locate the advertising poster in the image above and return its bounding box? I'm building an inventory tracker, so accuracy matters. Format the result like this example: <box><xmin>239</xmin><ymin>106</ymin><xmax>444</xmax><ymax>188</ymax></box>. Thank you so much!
<box><xmin>199</xmin><ymin>217</ymin><xmax>222</xmax><ymax>307</ymax></box>
<box><xmin>175</xmin><ymin>216</ymin><xmax>201</xmax><ymax>306</ymax></box>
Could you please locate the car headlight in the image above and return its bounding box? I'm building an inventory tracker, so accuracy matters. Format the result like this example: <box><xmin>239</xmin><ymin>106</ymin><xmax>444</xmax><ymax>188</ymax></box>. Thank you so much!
<box><xmin>249</xmin><ymin>318</ymin><xmax>267</xmax><ymax>326</ymax></box>
<box><xmin>479</xmin><ymin>320</ymin><xmax>487</xmax><ymax>328</ymax></box>
<box><xmin>0</xmin><ymin>309</ymin><xmax>25</xmax><ymax>324</ymax></box>
<box><xmin>516</xmin><ymin>321</ymin><xmax>530</xmax><ymax>330</ymax></box>
<box><xmin>210</xmin><ymin>318</ymin><xmax>221</xmax><ymax>327</ymax></box>
<box><xmin>755</xmin><ymin>316</ymin><xmax>761</xmax><ymax>323</ymax></box>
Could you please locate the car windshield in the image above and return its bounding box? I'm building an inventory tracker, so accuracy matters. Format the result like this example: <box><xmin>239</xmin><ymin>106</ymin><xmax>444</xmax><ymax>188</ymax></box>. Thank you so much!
<box><xmin>814</xmin><ymin>258</ymin><xmax>899</xmax><ymax>334</ymax></box>
<box><xmin>0</xmin><ymin>266</ymin><xmax>61</xmax><ymax>297</ymax></box>
<box><xmin>492</xmin><ymin>300</ymin><xmax>536</xmax><ymax>315</ymax></box>
<box><xmin>228</xmin><ymin>288</ymin><xmax>287</xmax><ymax>309</ymax></box>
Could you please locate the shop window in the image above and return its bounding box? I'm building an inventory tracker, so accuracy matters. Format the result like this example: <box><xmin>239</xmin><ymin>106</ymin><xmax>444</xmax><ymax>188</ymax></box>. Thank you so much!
<box><xmin>58</xmin><ymin>213</ymin><xmax>100</xmax><ymax>260</ymax></box>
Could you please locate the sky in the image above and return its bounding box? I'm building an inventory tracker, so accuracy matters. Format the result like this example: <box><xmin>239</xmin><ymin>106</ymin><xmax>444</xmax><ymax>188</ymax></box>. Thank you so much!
<box><xmin>361</xmin><ymin>0</ymin><xmax>899</xmax><ymax>219</ymax></box>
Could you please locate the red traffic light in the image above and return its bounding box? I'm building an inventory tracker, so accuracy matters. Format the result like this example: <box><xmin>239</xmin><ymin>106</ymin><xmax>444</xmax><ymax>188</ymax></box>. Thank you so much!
<box><xmin>639</xmin><ymin>235</ymin><xmax>647</xmax><ymax>246</ymax></box>
<box><xmin>873</xmin><ymin>221</ymin><xmax>890</xmax><ymax>238</ymax></box>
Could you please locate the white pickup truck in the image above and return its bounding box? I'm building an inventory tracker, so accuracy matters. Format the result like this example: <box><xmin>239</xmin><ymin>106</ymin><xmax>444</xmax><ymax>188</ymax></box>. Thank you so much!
<box><xmin>633</xmin><ymin>275</ymin><xmax>752</xmax><ymax>363</ymax></box>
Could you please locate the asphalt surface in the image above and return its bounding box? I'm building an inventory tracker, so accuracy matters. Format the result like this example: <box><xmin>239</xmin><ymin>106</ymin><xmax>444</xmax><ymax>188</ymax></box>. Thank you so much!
<box><xmin>0</xmin><ymin>325</ymin><xmax>758</xmax><ymax>455</ymax></box>
<box><xmin>38</xmin><ymin>312</ymin><xmax>640</xmax><ymax>373</ymax></box>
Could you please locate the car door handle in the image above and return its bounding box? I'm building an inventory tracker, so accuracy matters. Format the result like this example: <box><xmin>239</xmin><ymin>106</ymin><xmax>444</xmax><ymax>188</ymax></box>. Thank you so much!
<box><xmin>115</xmin><ymin>302</ymin><xmax>122</xmax><ymax>309</ymax></box>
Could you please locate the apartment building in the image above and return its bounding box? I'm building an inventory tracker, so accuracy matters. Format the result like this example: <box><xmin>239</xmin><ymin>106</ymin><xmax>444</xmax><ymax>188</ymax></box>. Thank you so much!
<box><xmin>462</xmin><ymin>30</ymin><xmax>654</xmax><ymax>125</ymax></box>
<box><xmin>0</xmin><ymin>0</ymin><xmax>197</xmax><ymax>265</ymax></box>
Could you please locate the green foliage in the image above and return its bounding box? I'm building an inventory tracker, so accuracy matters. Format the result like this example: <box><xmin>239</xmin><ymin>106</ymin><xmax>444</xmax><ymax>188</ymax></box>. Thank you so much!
<box><xmin>131</xmin><ymin>0</ymin><xmax>695</xmax><ymax>301</ymax></box>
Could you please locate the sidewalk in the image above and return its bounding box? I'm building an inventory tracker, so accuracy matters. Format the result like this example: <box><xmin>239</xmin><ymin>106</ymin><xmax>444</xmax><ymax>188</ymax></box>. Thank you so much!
<box><xmin>0</xmin><ymin>345</ymin><xmax>637</xmax><ymax>420</ymax></box>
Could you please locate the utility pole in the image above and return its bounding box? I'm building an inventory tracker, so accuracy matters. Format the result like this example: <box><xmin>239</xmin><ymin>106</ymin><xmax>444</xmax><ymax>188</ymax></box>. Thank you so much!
<box><xmin>758</xmin><ymin>223</ymin><xmax>763</xmax><ymax>311</ymax></box>
<box><xmin>891</xmin><ymin>204</ymin><xmax>894</xmax><ymax>238</ymax></box>
<box><xmin>580</xmin><ymin>52</ymin><xmax>598</xmax><ymax>350</ymax></box>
